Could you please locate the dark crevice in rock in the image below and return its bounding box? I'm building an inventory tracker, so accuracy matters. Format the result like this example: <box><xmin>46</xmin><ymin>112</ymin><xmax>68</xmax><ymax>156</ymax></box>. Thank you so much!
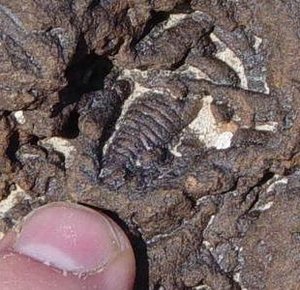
<box><xmin>170</xmin><ymin>47</ymin><xmax>192</xmax><ymax>70</ymax></box>
<box><xmin>132</xmin><ymin>234</ymin><xmax>149</xmax><ymax>290</ymax></box>
<box><xmin>5</xmin><ymin>131</ymin><xmax>20</xmax><ymax>164</ymax></box>
<box><xmin>241</xmin><ymin>171</ymin><xmax>276</xmax><ymax>213</ymax></box>
<box><xmin>131</xmin><ymin>11</ymin><xmax>170</xmax><ymax>48</ymax></box>
<box><xmin>27</xmin><ymin>135</ymin><xmax>40</xmax><ymax>145</ymax></box>
<box><xmin>60</xmin><ymin>110</ymin><xmax>80</xmax><ymax>139</ymax></box>
<box><xmin>172</xmin><ymin>0</ymin><xmax>193</xmax><ymax>13</ymax></box>
<box><xmin>88</xmin><ymin>0</ymin><xmax>100</xmax><ymax>10</ymax></box>
<box><xmin>243</xmin><ymin>171</ymin><xmax>275</xmax><ymax>199</ymax></box>
<box><xmin>52</xmin><ymin>35</ymin><xmax>113</xmax><ymax>117</ymax></box>
<box><xmin>153</xmin><ymin>281</ymin><xmax>164</xmax><ymax>290</ymax></box>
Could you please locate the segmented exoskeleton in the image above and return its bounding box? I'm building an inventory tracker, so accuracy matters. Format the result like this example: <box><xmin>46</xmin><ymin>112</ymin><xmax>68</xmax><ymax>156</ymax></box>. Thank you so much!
<box><xmin>100</xmin><ymin>90</ymin><xmax>203</xmax><ymax>188</ymax></box>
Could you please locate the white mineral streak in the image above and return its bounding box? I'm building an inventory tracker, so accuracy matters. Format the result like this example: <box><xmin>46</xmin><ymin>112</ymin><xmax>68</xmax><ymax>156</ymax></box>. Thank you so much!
<box><xmin>39</xmin><ymin>137</ymin><xmax>76</xmax><ymax>168</ymax></box>
<box><xmin>180</xmin><ymin>64</ymin><xmax>211</xmax><ymax>81</ymax></box>
<box><xmin>253</xmin><ymin>35</ymin><xmax>263</xmax><ymax>52</ymax></box>
<box><xmin>122</xmin><ymin>68</ymin><xmax>175</xmax><ymax>97</ymax></box>
<box><xmin>122</xmin><ymin>68</ymin><xmax>149</xmax><ymax>80</ymax></box>
<box><xmin>0</xmin><ymin>185</ymin><xmax>31</xmax><ymax>218</ymax></box>
<box><xmin>169</xmin><ymin>136</ymin><xmax>184</xmax><ymax>157</ymax></box>
<box><xmin>233</xmin><ymin>272</ymin><xmax>248</xmax><ymax>290</ymax></box>
<box><xmin>233</xmin><ymin>247</ymin><xmax>249</xmax><ymax>290</ymax></box>
<box><xmin>160</xmin><ymin>11</ymin><xmax>210</xmax><ymax>32</ymax></box>
<box><xmin>146</xmin><ymin>232</ymin><xmax>175</xmax><ymax>245</ymax></box>
<box><xmin>210</xmin><ymin>33</ymin><xmax>248</xmax><ymax>90</ymax></box>
<box><xmin>266</xmin><ymin>177</ymin><xmax>288</xmax><ymax>193</ymax></box>
<box><xmin>253</xmin><ymin>201</ymin><xmax>274</xmax><ymax>212</ymax></box>
<box><xmin>207</xmin><ymin>214</ymin><xmax>215</xmax><ymax>227</ymax></box>
<box><xmin>13</xmin><ymin>110</ymin><xmax>26</xmax><ymax>124</ymax></box>
<box><xmin>251</xmin><ymin>34</ymin><xmax>270</xmax><ymax>94</ymax></box>
<box><xmin>263</xmin><ymin>79</ymin><xmax>270</xmax><ymax>94</ymax></box>
<box><xmin>255</xmin><ymin>122</ymin><xmax>278</xmax><ymax>132</ymax></box>
<box><xmin>188</xmin><ymin>96</ymin><xmax>234</xmax><ymax>149</ymax></box>
<box><xmin>163</xmin><ymin>13</ymin><xmax>188</xmax><ymax>30</ymax></box>
<box><xmin>193</xmin><ymin>285</ymin><xmax>212</xmax><ymax>290</ymax></box>
<box><xmin>250</xmin><ymin>176</ymin><xmax>289</xmax><ymax>212</ymax></box>
<box><xmin>203</xmin><ymin>240</ymin><xmax>214</xmax><ymax>252</ymax></box>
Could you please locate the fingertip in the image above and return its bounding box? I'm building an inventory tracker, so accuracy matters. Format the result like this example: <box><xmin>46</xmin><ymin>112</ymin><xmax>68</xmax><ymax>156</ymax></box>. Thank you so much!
<box><xmin>1</xmin><ymin>202</ymin><xmax>136</xmax><ymax>290</ymax></box>
<box><xmin>83</xmin><ymin>248</ymin><xmax>136</xmax><ymax>290</ymax></box>
<box><xmin>13</xmin><ymin>202</ymin><xmax>133</xmax><ymax>274</ymax></box>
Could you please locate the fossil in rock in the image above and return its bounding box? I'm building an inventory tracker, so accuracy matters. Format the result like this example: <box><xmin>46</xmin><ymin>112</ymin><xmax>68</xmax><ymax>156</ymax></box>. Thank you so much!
<box><xmin>99</xmin><ymin>90</ymin><xmax>203</xmax><ymax>188</ymax></box>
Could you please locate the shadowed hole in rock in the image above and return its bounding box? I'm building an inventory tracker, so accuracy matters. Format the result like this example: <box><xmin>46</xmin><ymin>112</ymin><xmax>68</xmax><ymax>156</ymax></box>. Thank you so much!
<box><xmin>131</xmin><ymin>0</ymin><xmax>193</xmax><ymax>50</ymax></box>
<box><xmin>88</xmin><ymin>0</ymin><xmax>101</xmax><ymax>10</ymax></box>
<box><xmin>52</xmin><ymin>35</ymin><xmax>113</xmax><ymax>117</ymax></box>
<box><xmin>27</xmin><ymin>135</ymin><xmax>40</xmax><ymax>145</ymax></box>
<box><xmin>59</xmin><ymin>110</ymin><xmax>80</xmax><ymax>139</ymax></box>
<box><xmin>51</xmin><ymin>35</ymin><xmax>113</xmax><ymax>138</ymax></box>
<box><xmin>131</xmin><ymin>11</ymin><xmax>170</xmax><ymax>48</ymax></box>
<box><xmin>172</xmin><ymin>0</ymin><xmax>193</xmax><ymax>13</ymax></box>
<box><xmin>5</xmin><ymin>131</ymin><xmax>20</xmax><ymax>164</ymax></box>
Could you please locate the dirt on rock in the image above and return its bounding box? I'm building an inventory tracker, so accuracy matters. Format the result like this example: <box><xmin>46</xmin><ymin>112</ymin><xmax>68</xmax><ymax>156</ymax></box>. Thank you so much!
<box><xmin>0</xmin><ymin>1</ymin><xmax>299</xmax><ymax>289</ymax></box>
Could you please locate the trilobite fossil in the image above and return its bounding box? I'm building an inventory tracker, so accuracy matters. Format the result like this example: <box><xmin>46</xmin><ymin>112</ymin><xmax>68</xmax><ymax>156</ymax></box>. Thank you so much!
<box><xmin>99</xmin><ymin>88</ymin><xmax>203</xmax><ymax>188</ymax></box>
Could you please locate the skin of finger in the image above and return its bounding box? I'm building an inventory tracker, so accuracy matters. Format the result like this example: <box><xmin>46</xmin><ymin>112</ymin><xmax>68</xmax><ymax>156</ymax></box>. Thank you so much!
<box><xmin>0</xmin><ymin>246</ymin><xmax>136</xmax><ymax>290</ymax></box>
<box><xmin>81</xmin><ymin>249</ymin><xmax>136</xmax><ymax>290</ymax></box>
<box><xmin>0</xmin><ymin>207</ymin><xmax>136</xmax><ymax>290</ymax></box>
<box><xmin>0</xmin><ymin>250</ymin><xmax>81</xmax><ymax>290</ymax></box>
<box><xmin>0</xmin><ymin>232</ymin><xmax>15</xmax><ymax>253</ymax></box>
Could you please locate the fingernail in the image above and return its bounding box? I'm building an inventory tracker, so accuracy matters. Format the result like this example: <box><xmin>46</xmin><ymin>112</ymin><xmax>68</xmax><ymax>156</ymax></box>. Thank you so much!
<box><xmin>13</xmin><ymin>202</ymin><xmax>131</xmax><ymax>273</ymax></box>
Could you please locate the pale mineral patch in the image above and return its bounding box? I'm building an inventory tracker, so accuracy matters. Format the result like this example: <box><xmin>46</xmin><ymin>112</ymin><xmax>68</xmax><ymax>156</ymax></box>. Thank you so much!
<box><xmin>169</xmin><ymin>136</ymin><xmax>184</xmax><ymax>157</ymax></box>
<box><xmin>214</xmin><ymin>131</ymin><xmax>234</xmax><ymax>150</ymax></box>
<box><xmin>255</xmin><ymin>122</ymin><xmax>278</xmax><ymax>132</ymax></box>
<box><xmin>163</xmin><ymin>11</ymin><xmax>208</xmax><ymax>31</ymax></box>
<box><xmin>146</xmin><ymin>231</ymin><xmax>177</xmax><ymax>245</ymax></box>
<box><xmin>253</xmin><ymin>201</ymin><xmax>274</xmax><ymax>212</ymax></box>
<box><xmin>263</xmin><ymin>78</ymin><xmax>270</xmax><ymax>94</ymax></box>
<box><xmin>188</xmin><ymin>96</ymin><xmax>234</xmax><ymax>149</ymax></box>
<box><xmin>13</xmin><ymin>110</ymin><xmax>26</xmax><ymax>125</ymax></box>
<box><xmin>180</xmin><ymin>64</ymin><xmax>211</xmax><ymax>81</ymax></box>
<box><xmin>253</xmin><ymin>35</ymin><xmax>263</xmax><ymax>52</ymax></box>
<box><xmin>203</xmin><ymin>240</ymin><xmax>214</xmax><ymax>252</ymax></box>
<box><xmin>164</xmin><ymin>13</ymin><xmax>188</xmax><ymax>30</ymax></box>
<box><xmin>266</xmin><ymin>177</ymin><xmax>288</xmax><ymax>193</ymax></box>
<box><xmin>122</xmin><ymin>68</ymin><xmax>150</xmax><ymax>80</ymax></box>
<box><xmin>0</xmin><ymin>185</ymin><xmax>31</xmax><ymax>218</ymax></box>
<box><xmin>210</xmin><ymin>33</ymin><xmax>248</xmax><ymax>90</ymax></box>
<box><xmin>39</xmin><ymin>137</ymin><xmax>76</xmax><ymax>169</ymax></box>
<box><xmin>207</xmin><ymin>214</ymin><xmax>215</xmax><ymax>228</ymax></box>
<box><xmin>193</xmin><ymin>285</ymin><xmax>212</xmax><ymax>290</ymax></box>
<box><xmin>233</xmin><ymin>272</ymin><xmax>248</xmax><ymax>290</ymax></box>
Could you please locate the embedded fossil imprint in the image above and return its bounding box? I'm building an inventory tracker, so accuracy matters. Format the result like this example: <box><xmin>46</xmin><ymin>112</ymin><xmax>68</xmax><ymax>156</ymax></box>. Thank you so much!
<box><xmin>78</xmin><ymin>10</ymin><xmax>279</xmax><ymax>190</ymax></box>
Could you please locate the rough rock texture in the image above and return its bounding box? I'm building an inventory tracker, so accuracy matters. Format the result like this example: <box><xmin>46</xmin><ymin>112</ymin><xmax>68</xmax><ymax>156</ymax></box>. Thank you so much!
<box><xmin>0</xmin><ymin>1</ymin><xmax>300</xmax><ymax>289</ymax></box>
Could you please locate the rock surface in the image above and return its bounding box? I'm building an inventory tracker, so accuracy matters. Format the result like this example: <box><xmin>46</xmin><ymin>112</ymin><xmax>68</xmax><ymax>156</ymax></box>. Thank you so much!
<box><xmin>0</xmin><ymin>1</ymin><xmax>299</xmax><ymax>289</ymax></box>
